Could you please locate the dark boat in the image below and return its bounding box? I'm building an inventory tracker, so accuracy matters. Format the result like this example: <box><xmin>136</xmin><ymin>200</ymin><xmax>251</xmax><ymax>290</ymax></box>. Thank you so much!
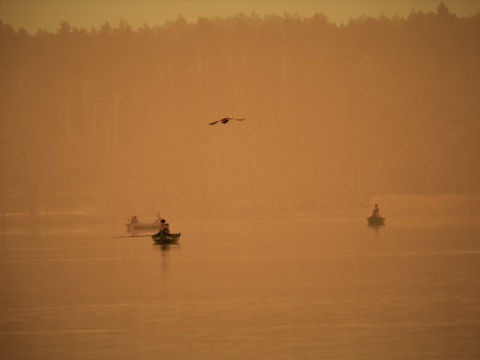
<box><xmin>151</xmin><ymin>231</ymin><xmax>181</xmax><ymax>245</ymax></box>
<box><xmin>367</xmin><ymin>216</ymin><xmax>385</xmax><ymax>227</ymax></box>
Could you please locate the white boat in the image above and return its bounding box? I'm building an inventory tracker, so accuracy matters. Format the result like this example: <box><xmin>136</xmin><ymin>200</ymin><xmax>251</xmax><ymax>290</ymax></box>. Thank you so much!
<box><xmin>126</xmin><ymin>219</ymin><xmax>161</xmax><ymax>233</ymax></box>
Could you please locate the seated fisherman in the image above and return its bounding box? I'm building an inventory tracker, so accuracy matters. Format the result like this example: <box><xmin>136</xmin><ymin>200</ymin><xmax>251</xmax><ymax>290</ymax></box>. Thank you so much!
<box><xmin>159</xmin><ymin>219</ymin><xmax>170</xmax><ymax>233</ymax></box>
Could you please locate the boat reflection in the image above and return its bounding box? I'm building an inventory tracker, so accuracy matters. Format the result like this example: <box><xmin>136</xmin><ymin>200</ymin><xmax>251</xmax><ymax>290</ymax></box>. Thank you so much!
<box><xmin>153</xmin><ymin>242</ymin><xmax>180</xmax><ymax>252</ymax></box>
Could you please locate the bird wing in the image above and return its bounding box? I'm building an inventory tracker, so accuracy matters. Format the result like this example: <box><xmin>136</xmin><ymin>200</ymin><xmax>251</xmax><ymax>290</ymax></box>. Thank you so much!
<box><xmin>209</xmin><ymin>117</ymin><xmax>243</xmax><ymax>125</ymax></box>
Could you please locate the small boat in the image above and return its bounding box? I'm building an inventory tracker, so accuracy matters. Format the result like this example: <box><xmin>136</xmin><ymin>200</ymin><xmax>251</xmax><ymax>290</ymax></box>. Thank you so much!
<box><xmin>152</xmin><ymin>231</ymin><xmax>181</xmax><ymax>245</ymax></box>
<box><xmin>126</xmin><ymin>221</ymin><xmax>161</xmax><ymax>233</ymax></box>
<box><xmin>367</xmin><ymin>216</ymin><xmax>385</xmax><ymax>227</ymax></box>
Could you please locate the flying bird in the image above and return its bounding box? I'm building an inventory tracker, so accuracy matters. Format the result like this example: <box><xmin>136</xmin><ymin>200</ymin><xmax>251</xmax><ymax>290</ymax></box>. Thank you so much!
<box><xmin>209</xmin><ymin>117</ymin><xmax>245</xmax><ymax>125</ymax></box>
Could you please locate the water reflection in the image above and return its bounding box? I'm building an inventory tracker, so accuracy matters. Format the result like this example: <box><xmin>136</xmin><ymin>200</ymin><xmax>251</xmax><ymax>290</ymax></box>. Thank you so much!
<box><xmin>0</xmin><ymin>224</ymin><xmax>90</xmax><ymax>236</ymax></box>
<box><xmin>153</xmin><ymin>242</ymin><xmax>180</xmax><ymax>252</ymax></box>
<box><xmin>370</xmin><ymin>225</ymin><xmax>382</xmax><ymax>240</ymax></box>
<box><xmin>2</xmin><ymin>219</ymin><xmax>480</xmax><ymax>359</ymax></box>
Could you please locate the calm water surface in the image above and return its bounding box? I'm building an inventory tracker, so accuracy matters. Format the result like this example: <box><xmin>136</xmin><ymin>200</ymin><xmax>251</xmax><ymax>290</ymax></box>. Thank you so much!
<box><xmin>1</xmin><ymin>218</ymin><xmax>480</xmax><ymax>359</ymax></box>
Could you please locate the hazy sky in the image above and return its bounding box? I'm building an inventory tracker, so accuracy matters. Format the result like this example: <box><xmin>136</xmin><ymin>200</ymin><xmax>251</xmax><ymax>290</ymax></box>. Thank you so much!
<box><xmin>2</xmin><ymin>0</ymin><xmax>480</xmax><ymax>33</ymax></box>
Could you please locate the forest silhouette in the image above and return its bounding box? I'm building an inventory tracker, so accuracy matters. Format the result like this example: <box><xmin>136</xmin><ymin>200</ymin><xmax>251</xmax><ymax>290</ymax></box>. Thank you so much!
<box><xmin>1</xmin><ymin>3</ymin><xmax>479</xmax><ymax>221</ymax></box>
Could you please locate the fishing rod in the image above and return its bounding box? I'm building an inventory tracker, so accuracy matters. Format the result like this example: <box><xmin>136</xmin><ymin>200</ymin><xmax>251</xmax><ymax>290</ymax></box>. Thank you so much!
<box><xmin>342</xmin><ymin>193</ymin><xmax>370</xmax><ymax>210</ymax></box>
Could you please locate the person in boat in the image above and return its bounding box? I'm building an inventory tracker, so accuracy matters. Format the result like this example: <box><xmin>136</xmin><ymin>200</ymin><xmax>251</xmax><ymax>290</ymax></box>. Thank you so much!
<box><xmin>131</xmin><ymin>215</ymin><xmax>138</xmax><ymax>224</ymax></box>
<box><xmin>159</xmin><ymin>219</ymin><xmax>170</xmax><ymax>234</ymax></box>
<box><xmin>372</xmin><ymin>204</ymin><xmax>380</xmax><ymax>218</ymax></box>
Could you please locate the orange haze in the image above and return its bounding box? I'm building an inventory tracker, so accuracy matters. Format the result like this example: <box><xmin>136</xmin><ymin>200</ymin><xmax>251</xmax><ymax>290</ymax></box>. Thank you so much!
<box><xmin>1</xmin><ymin>3</ymin><xmax>479</xmax><ymax>222</ymax></box>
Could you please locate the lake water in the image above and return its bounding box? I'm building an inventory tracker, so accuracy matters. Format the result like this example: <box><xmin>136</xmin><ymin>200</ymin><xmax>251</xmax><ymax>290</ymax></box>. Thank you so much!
<box><xmin>1</xmin><ymin>217</ymin><xmax>480</xmax><ymax>359</ymax></box>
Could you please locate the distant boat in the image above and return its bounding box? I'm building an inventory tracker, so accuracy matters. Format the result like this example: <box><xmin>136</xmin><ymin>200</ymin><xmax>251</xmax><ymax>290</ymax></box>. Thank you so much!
<box><xmin>126</xmin><ymin>220</ymin><xmax>161</xmax><ymax>233</ymax></box>
<box><xmin>367</xmin><ymin>216</ymin><xmax>385</xmax><ymax>227</ymax></box>
<box><xmin>151</xmin><ymin>231</ymin><xmax>181</xmax><ymax>245</ymax></box>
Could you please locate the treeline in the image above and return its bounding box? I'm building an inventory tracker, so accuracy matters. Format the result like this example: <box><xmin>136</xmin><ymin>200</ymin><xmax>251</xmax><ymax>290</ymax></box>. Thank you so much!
<box><xmin>1</xmin><ymin>4</ymin><xmax>479</xmax><ymax>218</ymax></box>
